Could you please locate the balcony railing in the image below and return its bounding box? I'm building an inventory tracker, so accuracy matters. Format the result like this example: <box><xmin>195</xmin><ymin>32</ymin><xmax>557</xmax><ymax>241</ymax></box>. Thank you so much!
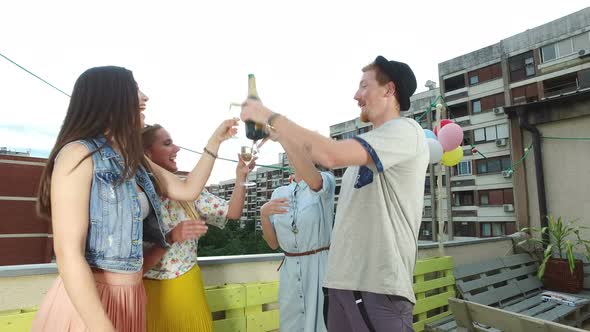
<box><xmin>0</xmin><ymin>238</ymin><xmax>515</xmax><ymax>332</ymax></box>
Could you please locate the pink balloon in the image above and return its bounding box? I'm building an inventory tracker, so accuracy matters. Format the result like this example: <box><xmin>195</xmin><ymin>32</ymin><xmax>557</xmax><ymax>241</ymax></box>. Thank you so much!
<box><xmin>438</xmin><ymin>123</ymin><xmax>464</xmax><ymax>152</ymax></box>
<box><xmin>434</xmin><ymin>119</ymin><xmax>453</xmax><ymax>136</ymax></box>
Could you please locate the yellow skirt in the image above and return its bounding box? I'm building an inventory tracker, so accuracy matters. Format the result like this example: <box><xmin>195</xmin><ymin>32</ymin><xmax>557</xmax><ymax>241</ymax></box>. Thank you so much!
<box><xmin>144</xmin><ymin>265</ymin><xmax>213</xmax><ymax>332</ymax></box>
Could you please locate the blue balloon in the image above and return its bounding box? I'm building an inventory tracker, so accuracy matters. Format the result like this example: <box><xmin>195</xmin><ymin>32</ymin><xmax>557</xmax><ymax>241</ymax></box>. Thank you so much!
<box><xmin>424</xmin><ymin>129</ymin><xmax>437</xmax><ymax>140</ymax></box>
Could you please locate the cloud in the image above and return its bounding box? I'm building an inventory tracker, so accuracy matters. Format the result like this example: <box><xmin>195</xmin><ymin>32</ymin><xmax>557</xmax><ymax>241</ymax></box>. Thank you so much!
<box><xmin>0</xmin><ymin>125</ymin><xmax>57</xmax><ymax>153</ymax></box>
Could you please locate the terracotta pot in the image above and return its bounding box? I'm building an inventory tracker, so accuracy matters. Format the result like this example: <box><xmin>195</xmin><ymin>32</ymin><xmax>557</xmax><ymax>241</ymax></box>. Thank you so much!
<box><xmin>543</xmin><ymin>258</ymin><xmax>584</xmax><ymax>293</ymax></box>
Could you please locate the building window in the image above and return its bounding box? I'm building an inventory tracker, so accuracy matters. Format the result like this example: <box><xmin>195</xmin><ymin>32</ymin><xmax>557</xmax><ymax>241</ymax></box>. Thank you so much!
<box><xmin>472</xmin><ymin>100</ymin><xmax>481</xmax><ymax>113</ymax></box>
<box><xmin>473</xmin><ymin>124</ymin><xmax>509</xmax><ymax>143</ymax></box>
<box><xmin>496</xmin><ymin>123</ymin><xmax>509</xmax><ymax>139</ymax></box>
<box><xmin>474</xmin><ymin>128</ymin><xmax>486</xmax><ymax>142</ymax></box>
<box><xmin>444</xmin><ymin>74</ymin><xmax>466</xmax><ymax>92</ymax></box>
<box><xmin>480</xmin><ymin>192</ymin><xmax>489</xmax><ymax>205</ymax></box>
<box><xmin>485</xmin><ymin>126</ymin><xmax>497</xmax><ymax>141</ymax></box>
<box><xmin>484</xmin><ymin>93</ymin><xmax>505</xmax><ymax>112</ymax></box>
<box><xmin>463</xmin><ymin>131</ymin><xmax>473</xmax><ymax>147</ymax></box>
<box><xmin>452</xmin><ymin>191</ymin><xmax>474</xmax><ymax>206</ymax></box>
<box><xmin>525</xmin><ymin>57</ymin><xmax>535</xmax><ymax>76</ymax></box>
<box><xmin>542</xmin><ymin>44</ymin><xmax>557</xmax><ymax>62</ymax></box>
<box><xmin>511</xmin><ymin>83</ymin><xmax>539</xmax><ymax>104</ymax></box>
<box><xmin>543</xmin><ymin>73</ymin><xmax>579</xmax><ymax>98</ymax></box>
<box><xmin>509</xmin><ymin>51</ymin><xmax>535</xmax><ymax>82</ymax></box>
<box><xmin>482</xmin><ymin>223</ymin><xmax>492</xmax><ymax>237</ymax></box>
<box><xmin>449</xmin><ymin>103</ymin><xmax>469</xmax><ymax>119</ymax></box>
<box><xmin>419</xmin><ymin>222</ymin><xmax>433</xmax><ymax>240</ymax></box>
<box><xmin>481</xmin><ymin>223</ymin><xmax>506</xmax><ymax>237</ymax></box>
<box><xmin>342</xmin><ymin>131</ymin><xmax>355</xmax><ymax>139</ymax></box>
<box><xmin>543</xmin><ymin>38</ymin><xmax>577</xmax><ymax>63</ymax></box>
<box><xmin>455</xmin><ymin>161</ymin><xmax>472</xmax><ymax>176</ymax></box>
<box><xmin>454</xmin><ymin>222</ymin><xmax>476</xmax><ymax>237</ymax></box>
<box><xmin>467</xmin><ymin>63</ymin><xmax>502</xmax><ymax>86</ymax></box>
<box><xmin>472</xmin><ymin>93</ymin><xmax>505</xmax><ymax>115</ymax></box>
<box><xmin>478</xmin><ymin>188</ymin><xmax>514</xmax><ymax>205</ymax></box>
<box><xmin>573</xmin><ymin>32</ymin><xmax>590</xmax><ymax>53</ymax></box>
<box><xmin>333</xmin><ymin>168</ymin><xmax>346</xmax><ymax>178</ymax></box>
<box><xmin>558</xmin><ymin>39</ymin><xmax>574</xmax><ymax>58</ymax></box>
<box><xmin>475</xmin><ymin>156</ymin><xmax>512</xmax><ymax>175</ymax></box>
<box><xmin>358</xmin><ymin>126</ymin><xmax>372</xmax><ymax>134</ymax></box>
<box><xmin>493</xmin><ymin>223</ymin><xmax>506</xmax><ymax>236</ymax></box>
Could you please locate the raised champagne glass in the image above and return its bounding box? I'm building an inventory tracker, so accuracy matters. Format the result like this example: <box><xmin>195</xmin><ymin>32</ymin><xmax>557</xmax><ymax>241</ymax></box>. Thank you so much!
<box><xmin>240</xmin><ymin>146</ymin><xmax>256</xmax><ymax>187</ymax></box>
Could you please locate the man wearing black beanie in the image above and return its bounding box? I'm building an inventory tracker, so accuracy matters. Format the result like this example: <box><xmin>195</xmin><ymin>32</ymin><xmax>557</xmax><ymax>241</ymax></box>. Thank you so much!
<box><xmin>241</xmin><ymin>56</ymin><xmax>429</xmax><ymax>331</ymax></box>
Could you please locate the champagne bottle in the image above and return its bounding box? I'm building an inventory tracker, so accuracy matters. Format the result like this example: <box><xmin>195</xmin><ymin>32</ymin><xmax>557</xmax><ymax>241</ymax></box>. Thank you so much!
<box><xmin>246</xmin><ymin>74</ymin><xmax>269</xmax><ymax>141</ymax></box>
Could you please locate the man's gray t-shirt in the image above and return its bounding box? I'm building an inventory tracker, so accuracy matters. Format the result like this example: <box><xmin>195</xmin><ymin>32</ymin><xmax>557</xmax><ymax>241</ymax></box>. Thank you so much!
<box><xmin>323</xmin><ymin>117</ymin><xmax>429</xmax><ymax>304</ymax></box>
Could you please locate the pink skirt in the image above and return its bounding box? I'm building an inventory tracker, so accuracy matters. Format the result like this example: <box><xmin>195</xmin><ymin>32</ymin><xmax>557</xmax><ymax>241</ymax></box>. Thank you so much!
<box><xmin>31</xmin><ymin>269</ymin><xmax>146</xmax><ymax>332</ymax></box>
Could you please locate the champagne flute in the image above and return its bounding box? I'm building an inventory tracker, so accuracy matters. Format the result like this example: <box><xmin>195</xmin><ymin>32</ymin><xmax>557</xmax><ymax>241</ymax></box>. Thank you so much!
<box><xmin>240</xmin><ymin>146</ymin><xmax>256</xmax><ymax>187</ymax></box>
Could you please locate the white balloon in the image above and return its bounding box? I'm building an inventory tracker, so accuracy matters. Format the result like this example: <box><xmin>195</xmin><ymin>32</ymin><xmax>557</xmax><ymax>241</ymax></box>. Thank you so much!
<box><xmin>427</xmin><ymin>138</ymin><xmax>443</xmax><ymax>164</ymax></box>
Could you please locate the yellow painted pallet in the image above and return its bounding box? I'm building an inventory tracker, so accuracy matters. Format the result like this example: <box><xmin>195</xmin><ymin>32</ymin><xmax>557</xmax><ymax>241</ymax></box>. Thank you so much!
<box><xmin>0</xmin><ymin>256</ymin><xmax>455</xmax><ymax>332</ymax></box>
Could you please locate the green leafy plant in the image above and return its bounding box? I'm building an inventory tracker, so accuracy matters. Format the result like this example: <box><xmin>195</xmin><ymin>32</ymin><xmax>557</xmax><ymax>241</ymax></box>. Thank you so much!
<box><xmin>519</xmin><ymin>215</ymin><xmax>590</xmax><ymax>279</ymax></box>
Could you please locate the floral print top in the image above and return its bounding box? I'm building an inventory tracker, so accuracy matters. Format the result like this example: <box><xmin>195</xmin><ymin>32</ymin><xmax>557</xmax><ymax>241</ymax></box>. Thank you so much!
<box><xmin>143</xmin><ymin>190</ymin><xmax>229</xmax><ymax>280</ymax></box>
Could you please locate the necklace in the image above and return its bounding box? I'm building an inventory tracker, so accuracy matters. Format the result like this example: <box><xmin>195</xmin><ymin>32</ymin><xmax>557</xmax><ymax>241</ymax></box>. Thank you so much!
<box><xmin>291</xmin><ymin>182</ymin><xmax>300</xmax><ymax>234</ymax></box>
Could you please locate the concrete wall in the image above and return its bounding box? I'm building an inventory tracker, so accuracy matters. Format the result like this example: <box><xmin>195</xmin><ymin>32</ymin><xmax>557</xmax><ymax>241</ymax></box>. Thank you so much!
<box><xmin>524</xmin><ymin>115</ymin><xmax>590</xmax><ymax>238</ymax></box>
<box><xmin>0</xmin><ymin>238</ymin><xmax>513</xmax><ymax>311</ymax></box>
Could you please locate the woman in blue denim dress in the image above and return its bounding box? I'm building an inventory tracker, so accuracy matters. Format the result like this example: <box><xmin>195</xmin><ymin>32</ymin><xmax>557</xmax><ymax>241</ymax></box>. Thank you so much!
<box><xmin>260</xmin><ymin>145</ymin><xmax>335</xmax><ymax>332</ymax></box>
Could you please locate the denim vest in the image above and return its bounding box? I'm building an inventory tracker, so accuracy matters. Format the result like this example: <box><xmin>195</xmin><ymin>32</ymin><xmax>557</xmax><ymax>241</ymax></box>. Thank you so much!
<box><xmin>77</xmin><ymin>137</ymin><xmax>169</xmax><ymax>273</ymax></box>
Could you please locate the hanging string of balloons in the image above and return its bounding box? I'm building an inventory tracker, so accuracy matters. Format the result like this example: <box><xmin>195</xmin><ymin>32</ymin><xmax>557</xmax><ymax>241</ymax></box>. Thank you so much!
<box><xmin>421</xmin><ymin>101</ymin><xmax>465</xmax><ymax>167</ymax></box>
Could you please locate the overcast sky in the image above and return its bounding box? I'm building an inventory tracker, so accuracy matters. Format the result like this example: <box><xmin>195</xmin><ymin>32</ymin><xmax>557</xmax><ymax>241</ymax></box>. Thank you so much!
<box><xmin>1</xmin><ymin>1</ymin><xmax>588</xmax><ymax>184</ymax></box>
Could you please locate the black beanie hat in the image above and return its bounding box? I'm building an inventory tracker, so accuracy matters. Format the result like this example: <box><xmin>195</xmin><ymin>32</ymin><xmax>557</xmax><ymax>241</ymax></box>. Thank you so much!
<box><xmin>374</xmin><ymin>55</ymin><xmax>417</xmax><ymax>111</ymax></box>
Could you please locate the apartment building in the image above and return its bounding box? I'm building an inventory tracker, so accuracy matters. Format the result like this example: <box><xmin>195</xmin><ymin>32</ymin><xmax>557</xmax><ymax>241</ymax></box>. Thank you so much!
<box><xmin>437</xmin><ymin>7</ymin><xmax>590</xmax><ymax>237</ymax></box>
<box><xmin>207</xmin><ymin>153</ymin><xmax>291</xmax><ymax>230</ymax></box>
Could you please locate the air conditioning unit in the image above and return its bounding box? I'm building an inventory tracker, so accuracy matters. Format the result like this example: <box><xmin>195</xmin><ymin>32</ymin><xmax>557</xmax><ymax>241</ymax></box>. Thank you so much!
<box><xmin>502</xmin><ymin>170</ymin><xmax>513</xmax><ymax>178</ymax></box>
<box><xmin>493</xmin><ymin>107</ymin><xmax>505</xmax><ymax>115</ymax></box>
<box><xmin>503</xmin><ymin>204</ymin><xmax>515</xmax><ymax>212</ymax></box>
<box><xmin>579</xmin><ymin>49</ymin><xmax>590</xmax><ymax>57</ymax></box>
<box><xmin>496</xmin><ymin>138</ymin><xmax>508</xmax><ymax>147</ymax></box>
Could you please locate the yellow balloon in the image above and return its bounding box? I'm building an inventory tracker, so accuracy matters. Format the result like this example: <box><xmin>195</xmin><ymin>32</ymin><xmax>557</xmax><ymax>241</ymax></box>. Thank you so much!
<box><xmin>441</xmin><ymin>146</ymin><xmax>464</xmax><ymax>166</ymax></box>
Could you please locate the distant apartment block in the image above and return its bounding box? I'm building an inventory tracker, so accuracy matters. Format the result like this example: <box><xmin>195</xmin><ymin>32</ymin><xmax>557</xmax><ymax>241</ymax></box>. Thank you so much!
<box><xmin>436</xmin><ymin>7</ymin><xmax>590</xmax><ymax>237</ymax></box>
<box><xmin>207</xmin><ymin>153</ymin><xmax>291</xmax><ymax>230</ymax></box>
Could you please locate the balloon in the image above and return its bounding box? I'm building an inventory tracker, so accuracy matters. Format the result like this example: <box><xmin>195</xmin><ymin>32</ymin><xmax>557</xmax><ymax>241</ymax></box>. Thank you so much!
<box><xmin>441</xmin><ymin>146</ymin><xmax>464</xmax><ymax>166</ymax></box>
<box><xmin>433</xmin><ymin>119</ymin><xmax>453</xmax><ymax>136</ymax></box>
<box><xmin>438</xmin><ymin>123</ymin><xmax>464</xmax><ymax>152</ymax></box>
<box><xmin>424</xmin><ymin>129</ymin><xmax>437</xmax><ymax>140</ymax></box>
<box><xmin>426</xmin><ymin>138</ymin><xmax>443</xmax><ymax>164</ymax></box>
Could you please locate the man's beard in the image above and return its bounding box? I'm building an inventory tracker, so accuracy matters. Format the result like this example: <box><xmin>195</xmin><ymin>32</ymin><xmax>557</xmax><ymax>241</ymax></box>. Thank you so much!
<box><xmin>360</xmin><ymin>107</ymin><xmax>369</xmax><ymax>123</ymax></box>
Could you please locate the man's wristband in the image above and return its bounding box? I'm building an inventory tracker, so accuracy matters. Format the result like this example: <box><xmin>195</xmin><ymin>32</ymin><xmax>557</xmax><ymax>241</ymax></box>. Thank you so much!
<box><xmin>266</xmin><ymin>112</ymin><xmax>282</xmax><ymax>131</ymax></box>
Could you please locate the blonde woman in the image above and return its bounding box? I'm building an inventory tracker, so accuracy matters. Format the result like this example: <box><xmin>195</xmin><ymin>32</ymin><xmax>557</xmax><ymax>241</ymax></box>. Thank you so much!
<box><xmin>141</xmin><ymin>124</ymin><xmax>254</xmax><ymax>331</ymax></box>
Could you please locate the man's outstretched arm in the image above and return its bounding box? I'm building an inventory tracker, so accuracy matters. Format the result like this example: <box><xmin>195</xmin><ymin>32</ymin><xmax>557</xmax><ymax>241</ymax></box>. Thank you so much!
<box><xmin>241</xmin><ymin>99</ymin><xmax>372</xmax><ymax>169</ymax></box>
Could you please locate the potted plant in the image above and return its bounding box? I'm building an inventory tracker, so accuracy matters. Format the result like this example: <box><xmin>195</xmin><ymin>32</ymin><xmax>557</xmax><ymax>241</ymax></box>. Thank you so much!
<box><xmin>519</xmin><ymin>215</ymin><xmax>589</xmax><ymax>293</ymax></box>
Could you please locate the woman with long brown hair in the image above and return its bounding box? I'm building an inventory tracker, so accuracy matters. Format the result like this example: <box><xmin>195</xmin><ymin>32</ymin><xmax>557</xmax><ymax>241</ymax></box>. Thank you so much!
<box><xmin>32</xmin><ymin>66</ymin><xmax>237</xmax><ymax>332</ymax></box>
